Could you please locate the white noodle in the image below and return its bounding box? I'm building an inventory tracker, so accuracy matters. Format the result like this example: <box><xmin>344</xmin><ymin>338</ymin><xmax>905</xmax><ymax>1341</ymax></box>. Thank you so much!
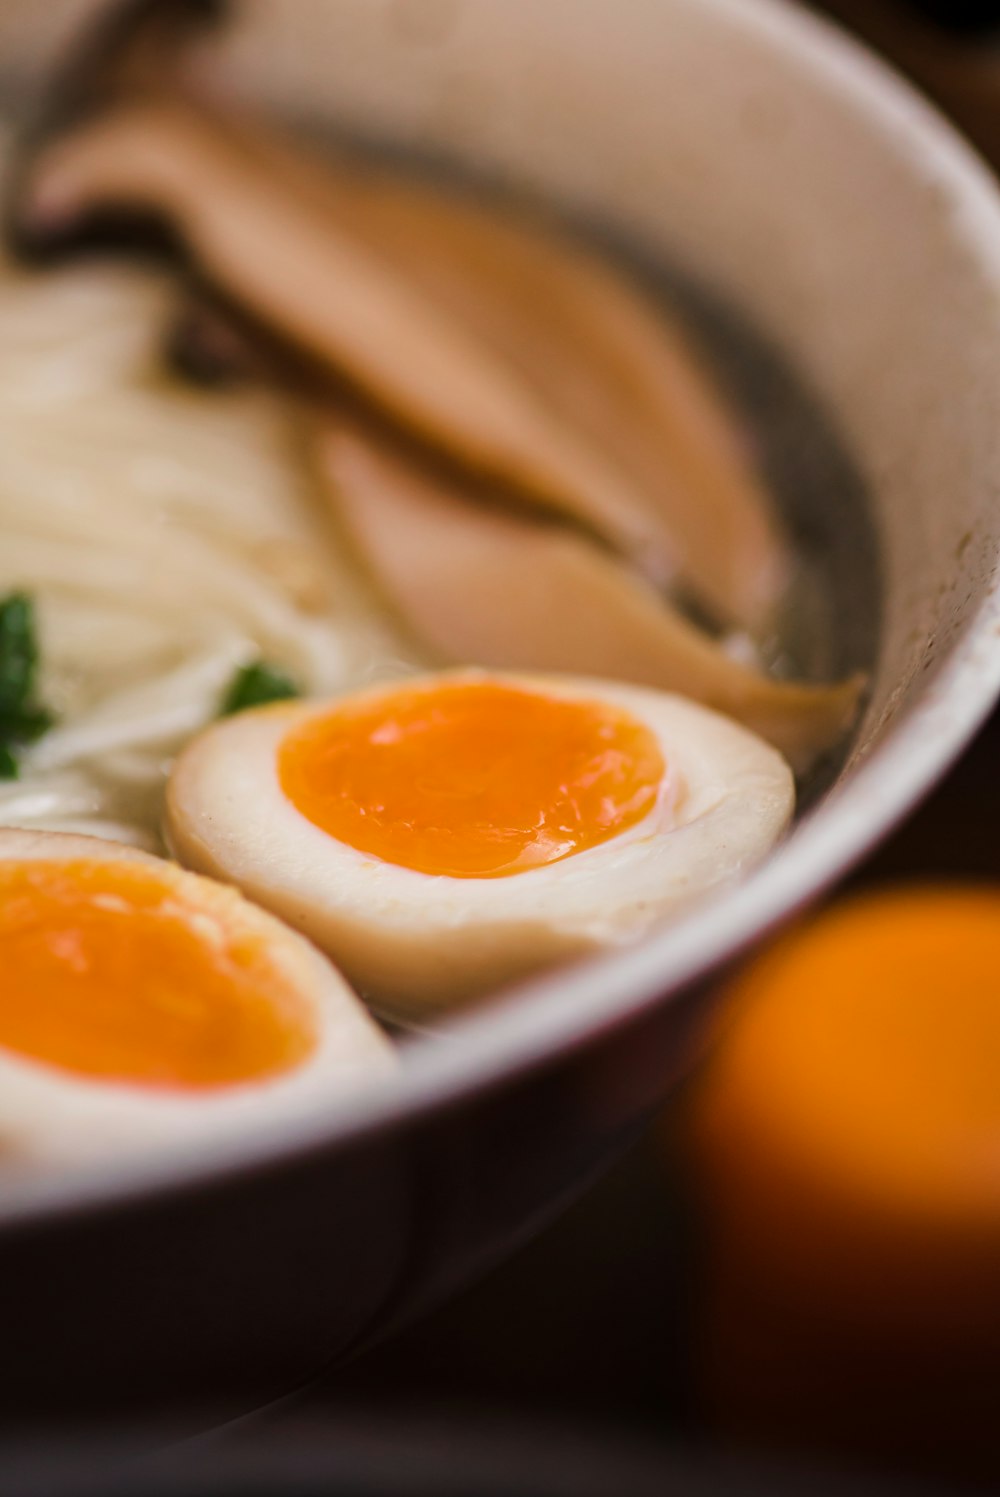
<box><xmin>31</xmin><ymin>645</ymin><xmax>252</xmax><ymax>771</ymax></box>
<box><xmin>0</xmin><ymin>160</ymin><xmax>423</xmax><ymax>849</ymax></box>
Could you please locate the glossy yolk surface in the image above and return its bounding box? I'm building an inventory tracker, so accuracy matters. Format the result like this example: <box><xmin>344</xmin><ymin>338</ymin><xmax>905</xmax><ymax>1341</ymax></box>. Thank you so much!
<box><xmin>0</xmin><ymin>860</ymin><xmax>317</xmax><ymax>1090</ymax></box>
<box><xmin>279</xmin><ymin>679</ymin><xmax>665</xmax><ymax>877</ymax></box>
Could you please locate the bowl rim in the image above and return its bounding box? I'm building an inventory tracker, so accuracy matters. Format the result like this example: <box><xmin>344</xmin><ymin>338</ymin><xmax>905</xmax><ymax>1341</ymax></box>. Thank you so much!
<box><xmin>3</xmin><ymin>0</ymin><xmax>1000</xmax><ymax>1230</ymax></box>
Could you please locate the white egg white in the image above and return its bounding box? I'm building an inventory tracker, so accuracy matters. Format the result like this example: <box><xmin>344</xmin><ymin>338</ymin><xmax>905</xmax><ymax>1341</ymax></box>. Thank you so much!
<box><xmin>166</xmin><ymin>672</ymin><xmax>795</xmax><ymax>1018</ymax></box>
<box><xmin>0</xmin><ymin>829</ymin><xmax>394</xmax><ymax>1169</ymax></box>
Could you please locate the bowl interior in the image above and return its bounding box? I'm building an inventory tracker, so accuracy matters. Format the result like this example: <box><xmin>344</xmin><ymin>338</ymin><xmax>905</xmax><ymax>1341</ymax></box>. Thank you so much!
<box><xmin>202</xmin><ymin>0</ymin><xmax>1000</xmax><ymax>965</ymax></box>
<box><xmin>195</xmin><ymin>0</ymin><xmax>1000</xmax><ymax>782</ymax></box>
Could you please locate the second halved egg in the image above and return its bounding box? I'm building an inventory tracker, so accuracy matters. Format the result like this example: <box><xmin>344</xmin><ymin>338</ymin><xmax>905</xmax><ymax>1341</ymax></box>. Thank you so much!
<box><xmin>0</xmin><ymin>829</ymin><xmax>393</xmax><ymax>1166</ymax></box>
<box><xmin>166</xmin><ymin>672</ymin><xmax>794</xmax><ymax>1016</ymax></box>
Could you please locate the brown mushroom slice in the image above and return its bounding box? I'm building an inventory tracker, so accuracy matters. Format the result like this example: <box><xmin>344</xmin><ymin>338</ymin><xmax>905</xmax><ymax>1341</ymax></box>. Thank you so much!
<box><xmin>14</xmin><ymin>0</ymin><xmax>788</xmax><ymax>629</ymax></box>
<box><xmin>234</xmin><ymin>131</ymin><xmax>790</xmax><ymax>633</ymax></box>
<box><xmin>15</xmin><ymin>97</ymin><xmax>677</xmax><ymax>588</ymax></box>
<box><xmin>43</xmin><ymin>0</ymin><xmax>226</xmax><ymax>119</ymax></box>
<box><xmin>4</xmin><ymin>0</ymin><xmax>225</xmax><ymax>258</ymax></box>
<box><xmin>348</xmin><ymin>175</ymin><xmax>788</xmax><ymax>632</ymax></box>
<box><xmin>167</xmin><ymin>287</ymin><xmax>279</xmax><ymax>387</ymax></box>
<box><xmin>313</xmin><ymin>422</ymin><xmax>862</xmax><ymax>776</ymax></box>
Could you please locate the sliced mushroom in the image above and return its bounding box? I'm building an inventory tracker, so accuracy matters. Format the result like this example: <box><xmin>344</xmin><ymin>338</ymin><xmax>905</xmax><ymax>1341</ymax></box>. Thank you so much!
<box><xmin>5</xmin><ymin>0</ymin><xmax>225</xmax><ymax>261</ymax></box>
<box><xmin>311</xmin><ymin>420</ymin><xmax>861</xmax><ymax>775</ymax></box>
<box><xmin>13</xmin><ymin>95</ymin><xmax>680</xmax><ymax>589</ymax></box>
<box><xmin>167</xmin><ymin>286</ymin><xmax>277</xmax><ymax>387</ymax></box>
<box><xmin>44</xmin><ymin>0</ymin><xmax>226</xmax><ymax>117</ymax></box>
<box><xmin>231</xmin><ymin>130</ymin><xmax>791</xmax><ymax>633</ymax></box>
<box><xmin>11</xmin><ymin>0</ymin><xmax>856</xmax><ymax>772</ymax></box>
<box><xmin>166</xmin><ymin>291</ymin><xmax>862</xmax><ymax>771</ymax></box>
<box><xmin>10</xmin><ymin>0</ymin><xmax>793</xmax><ymax>630</ymax></box>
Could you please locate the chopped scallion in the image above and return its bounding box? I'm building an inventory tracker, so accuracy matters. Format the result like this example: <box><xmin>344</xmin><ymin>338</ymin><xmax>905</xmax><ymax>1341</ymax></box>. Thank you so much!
<box><xmin>220</xmin><ymin>659</ymin><xmax>301</xmax><ymax>716</ymax></box>
<box><xmin>0</xmin><ymin>592</ymin><xmax>55</xmax><ymax>778</ymax></box>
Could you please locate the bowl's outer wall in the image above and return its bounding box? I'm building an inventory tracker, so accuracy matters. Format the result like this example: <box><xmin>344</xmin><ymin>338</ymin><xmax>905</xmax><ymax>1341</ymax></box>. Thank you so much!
<box><xmin>2</xmin><ymin>0</ymin><xmax>1000</xmax><ymax>1417</ymax></box>
<box><xmin>0</xmin><ymin>987</ymin><xmax>712</xmax><ymax>1423</ymax></box>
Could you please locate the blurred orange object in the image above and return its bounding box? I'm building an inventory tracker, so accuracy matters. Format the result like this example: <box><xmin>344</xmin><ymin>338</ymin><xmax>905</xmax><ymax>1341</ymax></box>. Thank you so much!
<box><xmin>683</xmin><ymin>887</ymin><xmax>1000</xmax><ymax>1479</ymax></box>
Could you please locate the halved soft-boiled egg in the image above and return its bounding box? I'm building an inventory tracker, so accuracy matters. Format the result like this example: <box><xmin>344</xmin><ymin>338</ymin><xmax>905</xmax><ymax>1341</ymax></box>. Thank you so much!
<box><xmin>166</xmin><ymin>672</ymin><xmax>794</xmax><ymax>1016</ymax></box>
<box><xmin>0</xmin><ymin>830</ymin><xmax>393</xmax><ymax>1166</ymax></box>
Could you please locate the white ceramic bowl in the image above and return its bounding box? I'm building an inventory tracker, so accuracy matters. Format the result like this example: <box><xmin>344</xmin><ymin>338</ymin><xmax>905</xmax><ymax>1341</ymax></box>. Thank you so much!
<box><xmin>0</xmin><ymin>0</ymin><xmax>999</xmax><ymax>1424</ymax></box>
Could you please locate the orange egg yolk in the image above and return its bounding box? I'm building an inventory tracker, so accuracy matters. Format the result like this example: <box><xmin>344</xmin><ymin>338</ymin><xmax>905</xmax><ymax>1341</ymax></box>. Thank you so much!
<box><xmin>0</xmin><ymin>860</ymin><xmax>317</xmax><ymax>1091</ymax></box>
<box><xmin>278</xmin><ymin>679</ymin><xmax>665</xmax><ymax>878</ymax></box>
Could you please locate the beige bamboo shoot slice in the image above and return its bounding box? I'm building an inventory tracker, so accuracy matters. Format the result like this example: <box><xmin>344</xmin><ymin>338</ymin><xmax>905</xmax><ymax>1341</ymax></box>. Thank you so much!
<box><xmin>312</xmin><ymin>421</ymin><xmax>861</xmax><ymax>775</ymax></box>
